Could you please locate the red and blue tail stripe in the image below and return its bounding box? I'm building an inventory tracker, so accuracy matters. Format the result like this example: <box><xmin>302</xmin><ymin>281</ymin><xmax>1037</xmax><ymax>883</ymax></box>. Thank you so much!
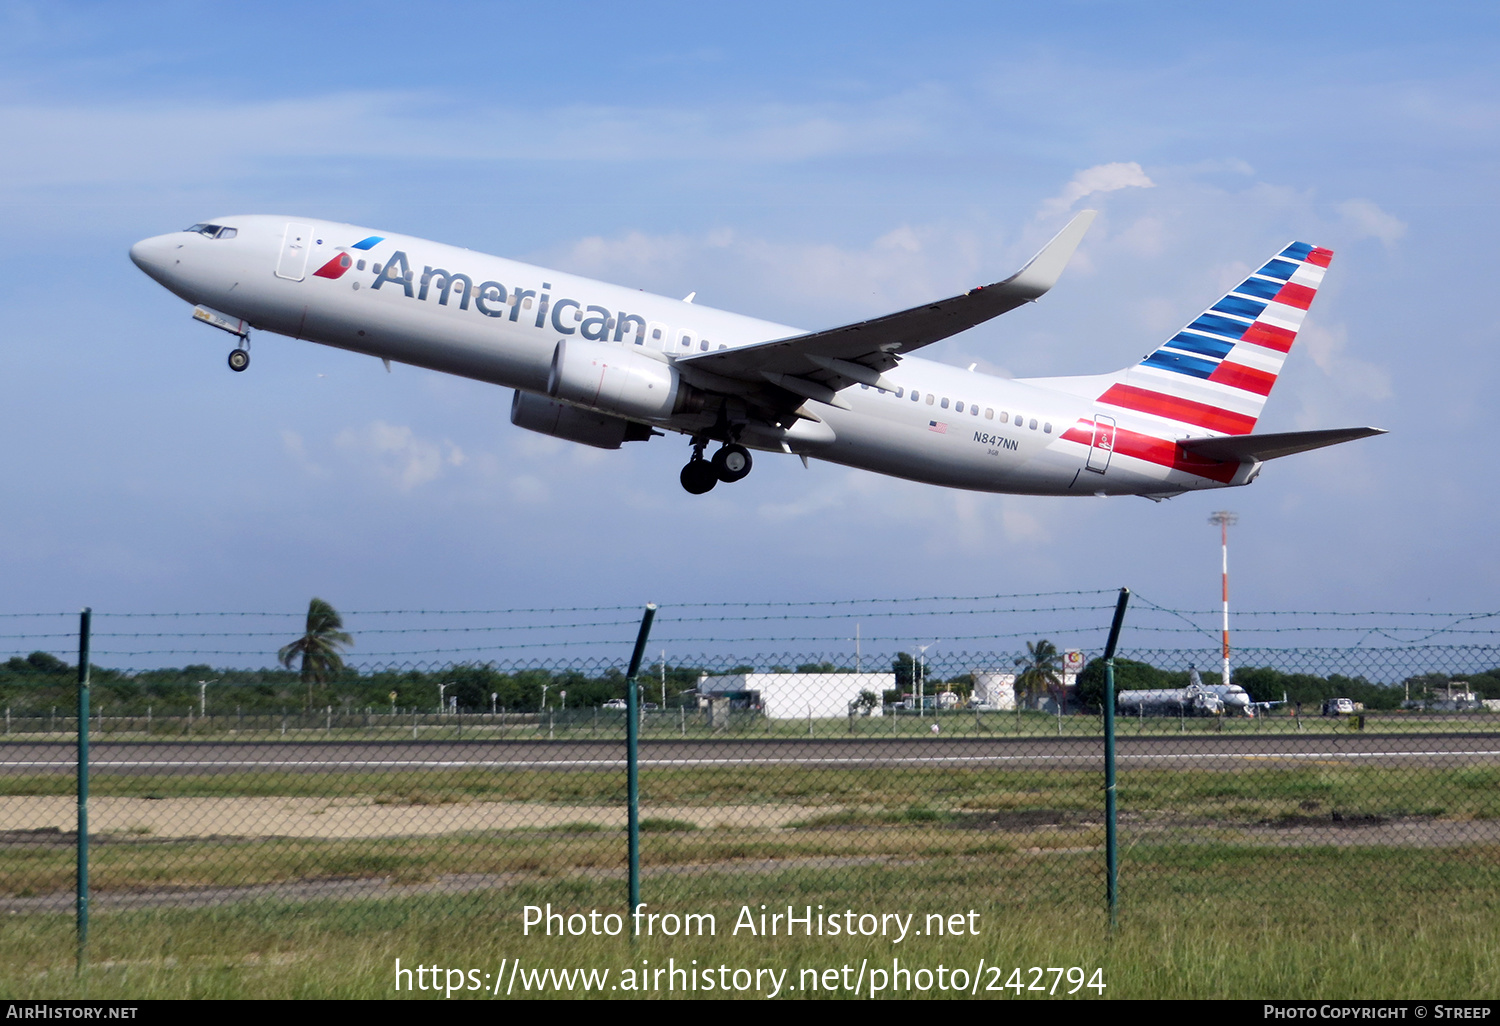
<box><xmin>1096</xmin><ymin>241</ymin><xmax>1332</xmax><ymax>436</ymax></box>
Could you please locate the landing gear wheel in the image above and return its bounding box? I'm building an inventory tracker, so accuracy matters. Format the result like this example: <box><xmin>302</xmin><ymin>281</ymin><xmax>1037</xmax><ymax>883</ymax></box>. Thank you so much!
<box><xmin>680</xmin><ymin>458</ymin><xmax>718</xmax><ymax>494</ymax></box>
<box><xmin>712</xmin><ymin>444</ymin><xmax>753</xmax><ymax>482</ymax></box>
<box><xmin>228</xmin><ymin>348</ymin><xmax>250</xmax><ymax>372</ymax></box>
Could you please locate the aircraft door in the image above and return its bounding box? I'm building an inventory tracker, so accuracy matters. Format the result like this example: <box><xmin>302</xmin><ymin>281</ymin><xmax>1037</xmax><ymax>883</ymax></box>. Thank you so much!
<box><xmin>274</xmin><ymin>222</ymin><xmax>315</xmax><ymax>281</ymax></box>
<box><xmin>1086</xmin><ymin>414</ymin><xmax>1116</xmax><ymax>474</ymax></box>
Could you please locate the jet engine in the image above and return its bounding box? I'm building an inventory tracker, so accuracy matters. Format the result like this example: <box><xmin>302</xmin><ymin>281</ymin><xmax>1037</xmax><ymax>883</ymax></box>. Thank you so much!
<box><xmin>547</xmin><ymin>338</ymin><xmax>704</xmax><ymax>421</ymax></box>
<box><xmin>510</xmin><ymin>390</ymin><xmax>652</xmax><ymax>449</ymax></box>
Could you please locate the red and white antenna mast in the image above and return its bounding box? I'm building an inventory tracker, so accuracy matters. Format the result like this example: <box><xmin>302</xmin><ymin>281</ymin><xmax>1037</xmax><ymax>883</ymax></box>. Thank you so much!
<box><xmin>1208</xmin><ymin>511</ymin><xmax>1238</xmax><ymax>687</ymax></box>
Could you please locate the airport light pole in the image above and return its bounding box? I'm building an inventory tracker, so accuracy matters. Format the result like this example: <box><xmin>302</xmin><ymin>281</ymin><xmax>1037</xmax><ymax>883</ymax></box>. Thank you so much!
<box><xmin>1208</xmin><ymin>511</ymin><xmax>1238</xmax><ymax>688</ymax></box>
<box><xmin>197</xmin><ymin>679</ymin><xmax>219</xmax><ymax>719</ymax></box>
<box><xmin>916</xmin><ymin>644</ymin><xmax>931</xmax><ymax>718</ymax></box>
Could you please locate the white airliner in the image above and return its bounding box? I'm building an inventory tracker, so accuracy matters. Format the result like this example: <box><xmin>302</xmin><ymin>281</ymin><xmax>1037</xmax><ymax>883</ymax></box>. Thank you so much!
<box><xmin>1117</xmin><ymin>666</ymin><xmax>1256</xmax><ymax>717</ymax></box>
<box><xmin>129</xmin><ymin>212</ymin><xmax>1383</xmax><ymax>495</ymax></box>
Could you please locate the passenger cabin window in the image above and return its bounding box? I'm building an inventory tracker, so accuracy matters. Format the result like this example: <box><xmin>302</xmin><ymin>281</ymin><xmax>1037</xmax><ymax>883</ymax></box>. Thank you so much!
<box><xmin>911</xmin><ymin>391</ymin><xmax>920</xmax><ymax>402</ymax></box>
<box><xmin>1000</xmin><ymin>412</ymin><xmax>1009</xmax><ymax>423</ymax></box>
<box><xmin>955</xmin><ymin>401</ymin><xmax>964</xmax><ymax>413</ymax></box>
<box><xmin>700</xmin><ymin>340</ymin><xmax>709</xmax><ymax>351</ymax></box>
<box><xmin>970</xmin><ymin>405</ymin><xmax>979</xmax><ymax>416</ymax></box>
<box><xmin>926</xmin><ymin>394</ymin><xmax>935</xmax><ymax>405</ymax></box>
<box><xmin>1044</xmin><ymin>422</ymin><xmax>1052</xmax><ymax>434</ymax></box>
<box><xmin>356</xmin><ymin>259</ymin><xmax>366</xmax><ymax>271</ymax></box>
<box><xmin>1029</xmin><ymin>418</ymin><xmax>1038</xmax><ymax>430</ymax></box>
<box><xmin>985</xmin><ymin>408</ymin><xmax>994</xmax><ymax>419</ymax></box>
<box><xmin>895</xmin><ymin>387</ymin><xmax>904</xmax><ymax>398</ymax></box>
<box><xmin>940</xmin><ymin>398</ymin><xmax>949</xmax><ymax>409</ymax></box>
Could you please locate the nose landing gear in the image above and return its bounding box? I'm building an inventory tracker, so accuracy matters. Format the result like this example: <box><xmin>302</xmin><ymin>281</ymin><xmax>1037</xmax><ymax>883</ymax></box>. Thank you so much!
<box><xmin>227</xmin><ymin>346</ymin><xmax>250</xmax><ymax>372</ymax></box>
<box><xmin>679</xmin><ymin>440</ymin><xmax>755</xmax><ymax>493</ymax></box>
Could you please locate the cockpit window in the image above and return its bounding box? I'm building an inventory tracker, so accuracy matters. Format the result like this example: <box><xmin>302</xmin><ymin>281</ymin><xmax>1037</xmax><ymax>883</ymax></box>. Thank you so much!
<box><xmin>184</xmin><ymin>224</ymin><xmax>236</xmax><ymax>239</ymax></box>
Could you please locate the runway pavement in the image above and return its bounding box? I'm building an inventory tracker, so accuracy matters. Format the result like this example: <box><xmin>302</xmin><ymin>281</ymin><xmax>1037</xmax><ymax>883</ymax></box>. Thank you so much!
<box><xmin>3</xmin><ymin>732</ymin><xmax>1498</xmax><ymax>773</ymax></box>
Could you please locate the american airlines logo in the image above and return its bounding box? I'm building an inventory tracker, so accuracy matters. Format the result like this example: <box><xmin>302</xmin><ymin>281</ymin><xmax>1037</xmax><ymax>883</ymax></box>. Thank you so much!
<box><xmin>311</xmin><ymin>236</ymin><xmax>385</xmax><ymax>280</ymax></box>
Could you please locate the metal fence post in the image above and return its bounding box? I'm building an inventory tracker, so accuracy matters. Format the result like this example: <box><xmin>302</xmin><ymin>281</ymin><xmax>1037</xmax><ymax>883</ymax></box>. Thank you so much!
<box><xmin>625</xmin><ymin>603</ymin><xmax>657</xmax><ymax>936</ymax></box>
<box><xmin>76</xmin><ymin>607</ymin><xmax>91</xmax><ymax>975</ymax></box>
<box><xmin>1102</xmin><ymin>587</ymin><xmax>1130</xmax><ymax>931</ymax></box>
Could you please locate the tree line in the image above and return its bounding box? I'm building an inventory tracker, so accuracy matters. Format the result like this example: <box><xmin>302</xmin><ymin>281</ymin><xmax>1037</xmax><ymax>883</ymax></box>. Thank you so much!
<box><xmin>1074</xmin><ymin>658</ymin><xmax>1500</xmax><ymax>711</ymax></box>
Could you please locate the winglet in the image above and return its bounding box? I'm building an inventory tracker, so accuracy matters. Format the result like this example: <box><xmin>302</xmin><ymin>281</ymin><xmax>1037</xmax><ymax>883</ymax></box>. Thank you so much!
<box><xmin>1006</xmin><ymin>210</ymin><xmax>1097</xmax><ymax>299</ymax></box>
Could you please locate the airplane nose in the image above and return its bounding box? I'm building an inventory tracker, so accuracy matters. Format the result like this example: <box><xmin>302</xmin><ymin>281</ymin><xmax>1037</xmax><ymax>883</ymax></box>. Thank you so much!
<box><xmin>129</xmin><ymin>234</ymin><xmax>177</xmax><ymax>282</ymax></box>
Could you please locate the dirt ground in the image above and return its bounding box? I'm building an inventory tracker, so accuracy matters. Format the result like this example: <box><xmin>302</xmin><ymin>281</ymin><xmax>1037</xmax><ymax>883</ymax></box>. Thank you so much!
<box><xmin>0</xmin><ymin>796</ymin><xmax>825</xmax><ymax>839</ymax></box>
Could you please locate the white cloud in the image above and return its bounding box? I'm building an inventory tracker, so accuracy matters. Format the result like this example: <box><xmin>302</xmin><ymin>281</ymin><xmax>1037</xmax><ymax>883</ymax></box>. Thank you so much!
<box><xmin>1338</xmin><ymin>199</ymin><xmax>1407</xmax><ymax>247</ymax></box>
<box><xmin>280</xmin><ymin>430</ymin><xmax>323</xmax><ymax>478</ymax></box>
<box><xmin>1110</xmin><ymin>215</ymin><xmax>1167</xmax><ymax>258</ymax></box>
<box><xmin>508</xmin><ymin>475</ymin><xmax>550</xmax><ymax>505</ymax></box>
<box><xmin>1292</xmin><ymin>322</ymin><xmax>1394</xmax><ymax>428</ymax></box>
<box><xmin>334</xmin><ymin>421</ymin><xmax>465</xmax><ymax>492</ymax></box>
<box><xmin>756</xmin><ymin>476</ymin><xmax>852</xmax><ymax>523</ymax></box>
<box><xmin>999</xmin><ymin>501</ymin><xmax>1051</xmax><ymax>544</ymax></box>
<box><xmin>553</xmin><ymin>221</ymin><xmax>986</xmax><ymax>326</ymax></box>
<box><xmin>1041</xmin><ymin>162</ymin><xmax>1154</xmax><ymax>216</ymax></box>
<box><xmin>0</xmin><ymin>88</ymin><xmax>945</xmax><ymax>194</ymax></box>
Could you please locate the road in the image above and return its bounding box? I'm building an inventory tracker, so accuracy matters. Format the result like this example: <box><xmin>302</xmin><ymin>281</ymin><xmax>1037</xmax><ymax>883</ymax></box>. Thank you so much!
<box><xmin>3</xmin><ymin>733</ymin><xmax>1498</xmax><ymax>773</ymax></box>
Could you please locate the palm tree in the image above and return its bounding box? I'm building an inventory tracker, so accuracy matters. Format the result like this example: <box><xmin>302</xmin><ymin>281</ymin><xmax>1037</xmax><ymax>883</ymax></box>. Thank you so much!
<box><xmin>279</xmin><ymin>598</ymin><xmax>354</xmax><ymax>710</ymax></box>
<box><xmin>1014</xmin><ymin>639</ymin><xmax>1063</xmax><ymax>711</ymax></box>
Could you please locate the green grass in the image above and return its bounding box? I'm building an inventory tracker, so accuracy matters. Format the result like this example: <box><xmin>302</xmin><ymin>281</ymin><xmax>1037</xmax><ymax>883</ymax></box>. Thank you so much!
<box><xmin>5</xmin><ymin>750</ymin><xmax>1499</xmax><ymax>998</ymax></box>
<box><xmin>2</xmin><ymin>849</ymin><xmax>1496</xmax><ymax>999</ymax></box>
<box><xmin>3</xmin><ymin>764</ymin><xmax>1496</xmax><ymax>899</ymax></box>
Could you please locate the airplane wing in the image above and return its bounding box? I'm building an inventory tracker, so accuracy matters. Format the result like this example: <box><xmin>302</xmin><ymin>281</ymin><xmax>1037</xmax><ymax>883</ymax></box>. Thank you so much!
<box><xmin>1177</xmin><ymin>427</ymin><xmax>1386</xmax><ymax>463</ymax></box>
<box><xmin>674</xmin><ymin>211</ymin><xmax>1096</xmax><ymax>411</ymax></box>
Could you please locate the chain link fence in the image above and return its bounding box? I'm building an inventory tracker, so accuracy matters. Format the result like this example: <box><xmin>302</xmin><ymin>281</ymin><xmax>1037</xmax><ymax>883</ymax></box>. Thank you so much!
<box><xmin>3</xmin><ymin>636</ymin><xmax>1498</xmax><ymax>926</ymax></box>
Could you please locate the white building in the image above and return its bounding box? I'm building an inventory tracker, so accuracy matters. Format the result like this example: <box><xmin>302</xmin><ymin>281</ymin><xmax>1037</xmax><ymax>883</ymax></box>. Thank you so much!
<box><xmin>696</xmin><ymin>672</ymin><xmax>891</xmax><ymax>719</ymax></box>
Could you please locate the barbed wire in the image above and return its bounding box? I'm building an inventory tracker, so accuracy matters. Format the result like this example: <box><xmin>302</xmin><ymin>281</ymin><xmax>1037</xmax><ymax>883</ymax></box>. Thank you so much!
<box><xmin>3</xmin><ymin>593</ymin><xmax>1500</xmax><ymax>675</ymax></box>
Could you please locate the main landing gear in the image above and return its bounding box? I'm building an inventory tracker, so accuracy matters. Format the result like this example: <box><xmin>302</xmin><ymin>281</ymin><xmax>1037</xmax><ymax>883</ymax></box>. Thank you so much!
<box><xmin>680</xmin><ymin>438</ymin><xmax>753</xmax><ymax>494</ymax></box>
<box><xmin>227</xmin><ymin>346</ymin><xmax>250</xmax><ymax>372</ymax></box>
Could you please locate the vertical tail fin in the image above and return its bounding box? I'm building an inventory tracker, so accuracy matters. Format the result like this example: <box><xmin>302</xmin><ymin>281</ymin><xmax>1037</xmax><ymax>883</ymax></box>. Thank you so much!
<box><xmin>1096</xmin><ymin>243</ymin><xmax>1333</xmax><ymax>435</ymax></box>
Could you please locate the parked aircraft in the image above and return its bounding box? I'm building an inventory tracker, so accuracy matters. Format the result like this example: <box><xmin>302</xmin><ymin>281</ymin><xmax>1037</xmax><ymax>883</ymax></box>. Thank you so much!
<box><xmin>130</xmin><ymin>213</ymin><xmax>1383</xmax><ymax>495</ymax></box>
<box><xmin>1117</xmin><ymin>666</ymin><xmax>1265</xmax><ymax>717</ymax></box>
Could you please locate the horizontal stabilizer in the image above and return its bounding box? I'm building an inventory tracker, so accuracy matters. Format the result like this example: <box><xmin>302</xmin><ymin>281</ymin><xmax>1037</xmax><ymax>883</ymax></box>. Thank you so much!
<box><xmin>1177</xmin><ymin>427</ymin><xmax>1386</xmax><ymax>463</ymax></box>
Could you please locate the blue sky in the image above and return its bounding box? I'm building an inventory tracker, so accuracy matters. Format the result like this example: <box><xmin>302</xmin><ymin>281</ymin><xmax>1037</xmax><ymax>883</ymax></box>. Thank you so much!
<box><xmin>1</xmin><ymin>2</ymin><xmax>1496</xmax><ymax>666</ymax></box>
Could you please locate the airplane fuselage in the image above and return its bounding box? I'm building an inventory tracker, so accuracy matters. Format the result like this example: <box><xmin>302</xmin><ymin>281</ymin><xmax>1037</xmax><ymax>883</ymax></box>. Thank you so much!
<box><xmin>128</xmin><ymin>215</ymin><xmax>1294</xmax><ymax>497</ymax></box>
